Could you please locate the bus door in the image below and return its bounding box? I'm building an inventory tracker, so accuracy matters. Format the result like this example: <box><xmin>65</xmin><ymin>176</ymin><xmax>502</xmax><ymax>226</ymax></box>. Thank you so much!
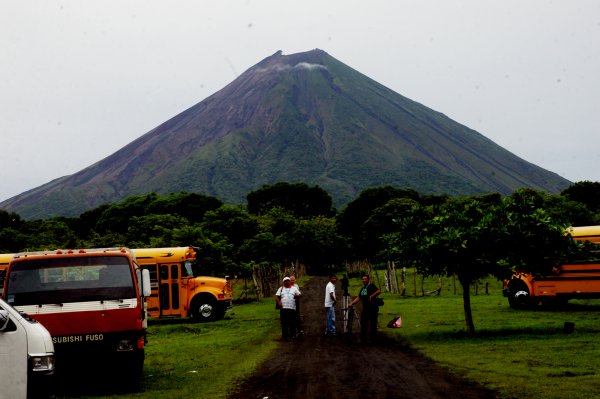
<box><xmin>158</xmin><ymin>263</ymin><xmax>182</xmax><ymax>317</ymax></box>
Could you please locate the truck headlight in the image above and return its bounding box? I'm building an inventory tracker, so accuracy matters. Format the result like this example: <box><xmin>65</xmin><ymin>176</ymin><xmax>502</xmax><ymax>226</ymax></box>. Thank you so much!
<box><xmin>117</xmin><ymin>339</ymin><xmax>134</xmax><ymax>351</ymax></box>
<box><xmin>30</xmin><ymin>354</ymin><xmax>55</xmax><ymax>371</ymax></box>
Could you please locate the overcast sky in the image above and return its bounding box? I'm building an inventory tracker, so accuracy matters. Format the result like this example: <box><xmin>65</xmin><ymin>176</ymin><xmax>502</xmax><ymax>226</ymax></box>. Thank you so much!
<box><xmin>1</xmin><ymin>0</ymin><xmax>599</xmax><ymax>203</ymax></box>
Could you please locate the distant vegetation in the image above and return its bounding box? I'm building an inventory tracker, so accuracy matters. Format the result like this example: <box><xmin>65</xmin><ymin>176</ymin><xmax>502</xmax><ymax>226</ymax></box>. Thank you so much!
<box><xmin>2</xmin><ymin>180</ymin><xmax>599</xmax><ymax>332</ymax></box>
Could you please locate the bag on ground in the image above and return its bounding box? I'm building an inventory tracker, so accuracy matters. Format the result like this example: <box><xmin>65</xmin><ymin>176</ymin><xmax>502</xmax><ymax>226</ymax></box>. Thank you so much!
<box><xmin>387</xmin><ymin>316</ymin><xmax>402</xmax><ymax>328</ymax></box>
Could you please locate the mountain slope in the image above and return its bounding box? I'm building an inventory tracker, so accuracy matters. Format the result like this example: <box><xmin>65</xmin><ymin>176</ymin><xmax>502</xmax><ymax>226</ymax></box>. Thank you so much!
<box><xmin>0</xmin><ymin>49</ymin><xmax>570</xmax><ymax>219</ymax></box>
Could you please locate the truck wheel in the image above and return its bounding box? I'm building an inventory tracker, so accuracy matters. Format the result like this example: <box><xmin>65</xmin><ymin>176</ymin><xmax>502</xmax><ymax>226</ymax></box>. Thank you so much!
<box><xmin>193</xmin><ymin>297</ymin><xmax>217</xmax><ymax>322</ymax></box>
<box><xmin>125</xmin><ymin>355</ymin><xmax>144</xmax><ymax>392</ymax></box>
<box><xmin>508</xmin><ymin>282</ymin><xmax>532</xmax><ymax>309</ymax></box>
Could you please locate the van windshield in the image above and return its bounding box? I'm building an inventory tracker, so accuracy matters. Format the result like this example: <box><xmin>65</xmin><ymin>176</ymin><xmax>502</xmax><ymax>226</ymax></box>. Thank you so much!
<box><xmin>6</xmin><ymin>255</ymin><xmax>135</xmax><ymax>306</ymax></box>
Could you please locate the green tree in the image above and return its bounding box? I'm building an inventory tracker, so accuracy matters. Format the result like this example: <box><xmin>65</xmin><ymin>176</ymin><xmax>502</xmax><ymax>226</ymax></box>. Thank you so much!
<box><xmin>83</xmin><ymin>231</ymin><xmax>127</xmax><ymax>248</ymax></box>
<box><xmin>380</xmin><ymin>198</ymin><xmax>429</xmax><ymax>269</ymax></box>
<box><xmin>147</xmin><ymin>192</ymin><xmax>223</xmax><ymax>223</ymax></box>
<box><xmin>0</xmin><ymin>209</ymin><xmax>26</xmax><ymax>251</ymax></box>
<box><xmin>247</xmin><ymin>182</ymin><xmax>335</xmax><ymax>217</ymax></box>
<box><xmin>23</xmin><ymin>219</ymin><xmax>79</xmax><ymax>250</ymax></box>
<box><xmin>418</xmin><ymin>194</ymin><xmax>504</xmax><ymax>335</ymax></box>
<box><xmin>538</xmin><ymin>193</ymin><xmax>596</xmax><ymax>228</ymax></box>
<box><xmin>199</xmin><ymin>205</ymin><xmax>259</xmax><ymax>275</ymax></box>
<box><xmin>337</xmin><ymin>186</ymin><xmax>420</xmax><ymax>259</ymax></box>
<box><xmin>498</xmin><ymin>189</ymin><xmax>579</xmax><ymax>276</ymax></box>
<box><xmin>560</xmin><ymin>180</ymin><xmax>600</xmax><ymax>219</ymax></box>
<box><xmin>76</xmin><ymin>204</ymin><xmax>112</xmax><ymax>240</ymax></box>
<box><xmin>363</xmin><ymin>197</ymin><xmax>424</xmax><ymax>263</ymax></box>
<box><xmin>0</xmin><ymin>228</ymin><xmax>28</xmax><ymax>252</ymax></box>
<box><xmin>0</xmin><ymin>209</ymin><xmax>23</xmax><ymax>230</ymax></box>
<box><xmin>193</xmin><ymin>231</ymin><xmax>236</xmax><ymax>277</ymax></box>
<box><xmin>96</xmin><ymin>193</ymin><xmax>159</xmax><ymax>234</ymax></box>
<box><xmin>201</xmin><ymin>206</ymin><xmax>259</xmax><ymax>248</ymax></box>
<box><xmin>386</xmin><ymin>191</ymin><xmax>576</xmax><ymax>335</ymax></box>
<box><xmin>243</xmin><ymin>207</ymin><xmax>298</xmax><ymax>267</ymax></box>
<box><xmin>125</xmin><ymin>214</ymin><xmax>189</xmax><ymax>247</ymax></box>
<box><xmin>239</xmin><ymin>232</ymin><xmax>281</xmax><ymax>266</ymax></box>
<box><xmin>289</xmin><ymin>216</ymin><xmax>347</xmax><ymax>273</ymax></box>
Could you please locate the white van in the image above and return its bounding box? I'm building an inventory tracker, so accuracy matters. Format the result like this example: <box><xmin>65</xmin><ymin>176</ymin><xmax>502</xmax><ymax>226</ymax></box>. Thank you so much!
<box><xmin>0</xmin><ymin>298</ymin><xmax>55</xmax><ymax>399</ymax></box>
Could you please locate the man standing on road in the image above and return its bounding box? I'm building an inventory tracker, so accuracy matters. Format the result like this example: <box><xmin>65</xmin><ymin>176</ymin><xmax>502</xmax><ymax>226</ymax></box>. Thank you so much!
<box><xmin>290</xmin><ymin>276</ymin><xmax>304</xmax><ymax>336</ymax></box>
<box><xmin>349</xmin><ymin>274</ymin><xmax>381</xmax><ymax>344</ymax></box>
<box><xmin>275</xmin><ymin>277</ymin><xmax>301</xmax><ymax>341</ymax></box>
<box><xmin>324</xmin><ymin>274</ymin><xmax>337</xmax><ymax>336</ymax></box>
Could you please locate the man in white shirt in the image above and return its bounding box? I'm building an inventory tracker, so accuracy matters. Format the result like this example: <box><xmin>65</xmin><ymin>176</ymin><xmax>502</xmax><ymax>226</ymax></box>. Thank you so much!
<box><xmin>275</xmin><ymin>277</ymin><xmax>301</xmax><ymax>341</ymax></box>
<box><xmin>290</xmin><ymin>276</ymin><xmax>304</xmax><ymax>336</ymax></box>
<box><xmin>324</xmin><ymin>274</ymin><xmax>337</xmax><ymax>336</ymax></box>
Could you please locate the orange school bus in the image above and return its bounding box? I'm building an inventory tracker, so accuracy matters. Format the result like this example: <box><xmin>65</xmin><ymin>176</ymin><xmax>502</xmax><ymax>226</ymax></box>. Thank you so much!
<box><xmin>132</xmin><ymin>247</ymin><xmax>232</xmax><ymax>321</ymax></box>
<box><xmin>504</xmin><ymin>225</ymin><xmax>600</xmax><ymax>308</ymax></box>
<box><xmin>0</xmin><ymin>253</ymin><xmax>14</xmax><ymax>296</ymax></box>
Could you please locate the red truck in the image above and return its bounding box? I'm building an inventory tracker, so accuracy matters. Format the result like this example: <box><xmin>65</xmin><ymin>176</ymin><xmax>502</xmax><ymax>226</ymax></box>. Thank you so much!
<box><xmin>2</xmin><ymin>248</ymin><xmax>151</xmax><ymax>388</ymax></box>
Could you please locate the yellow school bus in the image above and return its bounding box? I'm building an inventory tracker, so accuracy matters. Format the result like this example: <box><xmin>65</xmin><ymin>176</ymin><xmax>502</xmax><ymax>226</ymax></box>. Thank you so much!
<box><xmin>566</xmin><ymin>225</ymin><xmax>600</xmax><ymax>244</ymax></box>
<box><xmin>504</xmin><ymin>226</ymin><xmax>600</xmax><ymax>308</ymax></box>
<box><xmin>132</xmin><ymin>247</ymin><xmax>232</xmax><ymax>321</ymax></box>
<box><xmin>0</xmin><ymin>253</ymin><xmax>15</xmax><ymax>296</ymax></box>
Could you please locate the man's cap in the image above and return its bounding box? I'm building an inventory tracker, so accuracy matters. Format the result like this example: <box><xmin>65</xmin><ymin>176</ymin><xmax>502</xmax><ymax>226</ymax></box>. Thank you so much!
<box><xmin>283</xmin><ymin>277</ymin><xmax>291</xmax><ymax>282</ymax></box>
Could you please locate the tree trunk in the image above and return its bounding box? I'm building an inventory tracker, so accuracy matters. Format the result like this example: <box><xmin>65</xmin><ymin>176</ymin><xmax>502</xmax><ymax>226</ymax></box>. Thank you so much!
<box><xmin>393</xmin><ymin>261</ymin><xmax>400</xmax><ymax>294</ymax></box>
<box><xmin>413</xmin><ymin>270</ymin><xmax>417</xmax><ymax>297</ymax></box>
<box><xmin>460</xmin><ymin>278</ymin><xmax>476</xmax><ymax>335</ymax></box>
<box><xmin>452</xmin><ymin>274</ymin><xmax>456</xmax><ymax>295</ymax></box>
<box><xmin>385</xmin><ymin>261</ymin><xmax>391</xmax><ymax>292</ymax></box>
<box><xmin>401</xmin><ymin>267</ymin><xmax>406</xmax><ymax>297</ymax></box>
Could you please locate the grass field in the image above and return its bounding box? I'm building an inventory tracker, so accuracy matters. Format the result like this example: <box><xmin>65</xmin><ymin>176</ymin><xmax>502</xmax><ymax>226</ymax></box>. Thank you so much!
<box><xmin>140</xmin><ymin>300</ymin><xmax>280</xmax><ymax>398</ymax></box>
<box><xmin>375</xmin><ymin>274</ymin><xmax>600</xmax><ymax>399</ymax></box>
<box><xmin>60</xmin><ymin>273</ymin><xmax>600</xmax><ymax>398</ymax></box>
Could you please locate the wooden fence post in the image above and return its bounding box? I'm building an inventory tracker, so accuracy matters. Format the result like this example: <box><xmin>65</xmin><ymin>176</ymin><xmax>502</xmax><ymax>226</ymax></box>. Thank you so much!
<box><xmin>401</xmin><ymin>267</ymin><xmax>406</xmax><ymax>296</ymax></box>
<box><xmin>413</xmin><ymin>269</ymin><xmax>417</xmax><ymax>297</ymax></box>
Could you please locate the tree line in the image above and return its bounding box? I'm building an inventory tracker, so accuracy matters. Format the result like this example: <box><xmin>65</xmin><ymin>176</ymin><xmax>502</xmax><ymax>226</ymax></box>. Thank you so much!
<box><xmin>1</xmin><ymin>180</ymin><xmax>600</xmax><ymax>333</ymax></box>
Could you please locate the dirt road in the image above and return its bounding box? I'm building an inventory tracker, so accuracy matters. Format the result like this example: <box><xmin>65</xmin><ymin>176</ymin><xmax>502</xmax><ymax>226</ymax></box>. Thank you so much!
<box><xmin>228</xmin><ymin>277</ymin><xmax>498</xmax><ymax>399</ymax></box>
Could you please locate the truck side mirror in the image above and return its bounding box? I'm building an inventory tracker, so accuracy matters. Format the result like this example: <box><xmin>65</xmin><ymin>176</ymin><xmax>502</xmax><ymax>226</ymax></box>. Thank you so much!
<box><xmin>141</xmin><ymin>269</ymin><xmax>151</xmax><ymax>297</ymax></box>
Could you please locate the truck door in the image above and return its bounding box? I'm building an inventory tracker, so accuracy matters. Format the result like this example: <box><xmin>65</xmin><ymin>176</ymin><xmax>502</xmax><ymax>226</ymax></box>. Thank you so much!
<box><xmin>0</xmin><ymin>305</ymin><xmax>28</xmax><ymax>398</ymax></box>
<box><xmin>158</xmin><ymin>263</ymin><xmax>182</xmax><ymax>317</ymax></box>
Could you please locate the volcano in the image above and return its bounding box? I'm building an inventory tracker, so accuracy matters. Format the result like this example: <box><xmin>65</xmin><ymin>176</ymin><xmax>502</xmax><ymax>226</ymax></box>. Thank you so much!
<box><xmin>0</xmin><ymin>49</ymin><xmax>570</xmax><ymax>219</ymax></box>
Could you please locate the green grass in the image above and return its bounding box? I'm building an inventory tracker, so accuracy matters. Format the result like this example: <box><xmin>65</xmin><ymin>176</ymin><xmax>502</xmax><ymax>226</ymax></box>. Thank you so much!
<box><xmin>377</xmin><ymin>275</ymin><xmax>600</xmax><ymax>399</ymax></box>
<box><xmin>61</xmin><ymin>273</ymin><xmax>600</xmax><ymax>398</ymax></box>
<box><xmin>64</xmin><ymin>298</ymin><xmax>280</xmax><ymax>399</ymax></box>
<box><xmin>143</xmin><ymin>301</ymin><xmax>280</xmax><ymax>398</ymax></box>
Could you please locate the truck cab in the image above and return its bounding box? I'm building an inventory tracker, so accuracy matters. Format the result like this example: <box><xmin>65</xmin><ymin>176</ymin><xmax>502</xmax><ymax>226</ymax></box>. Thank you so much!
<box><xmin>0</xmin><ymin>297</ymin><xmax>55</xmax><ymax>398</ymax></box>
<box><xmin>3</xmin><ymin>248</ymin><xmax>150</xmax><ymax>389</ymax></box>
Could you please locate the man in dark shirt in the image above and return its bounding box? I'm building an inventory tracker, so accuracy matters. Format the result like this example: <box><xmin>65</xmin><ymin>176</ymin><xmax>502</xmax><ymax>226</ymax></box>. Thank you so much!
<box><xmin>349</xmin><ymin>274</ymin><xmax>381</xmax><ymax>344</ymax></box>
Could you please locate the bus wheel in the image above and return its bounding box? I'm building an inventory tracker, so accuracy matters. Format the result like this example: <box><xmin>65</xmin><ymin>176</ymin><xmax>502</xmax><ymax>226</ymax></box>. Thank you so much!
<box><xmin>508</xmin><ymin>283</ymin><xmax>531</xmax><ymax>309</ymax></box>
<box><xmin>193</xmin><ymin>297</ymin><xmax>217</xmax><ymax>322</ymax></box>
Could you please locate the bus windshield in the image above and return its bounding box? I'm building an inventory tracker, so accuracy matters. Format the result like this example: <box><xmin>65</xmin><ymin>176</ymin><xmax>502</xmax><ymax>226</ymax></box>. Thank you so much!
<box><xmin>5</xmin><ymin>255</ymin><xmax>135</xmax><ymax>306</ymax></box>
